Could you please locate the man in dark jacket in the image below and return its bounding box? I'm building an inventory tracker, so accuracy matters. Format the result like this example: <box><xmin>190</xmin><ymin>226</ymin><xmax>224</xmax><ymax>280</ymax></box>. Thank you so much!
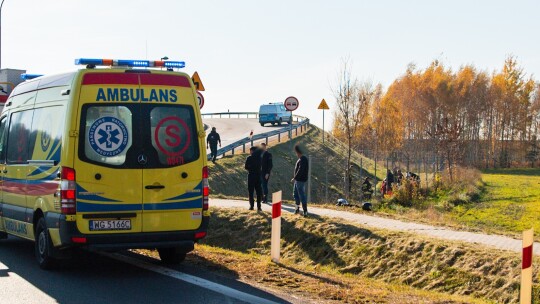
<box><xmin>291</xmin><ymin>144</ymin><xmax>309</xmax><ymax>216</ymax></box>
<box><xmin>245</xmin><ymin>147</ymin><xmax>263</xmax><ymax>211</ymax></box>
<box><xmin>386</xmin><ymin>169</ymin><xmax>394</xmax><ymax>193</ymax></box>
<box><xmin>260</xmin><ymin>143</ymin><xmax>273</xmax><ymax>204</ymax></box>
<box><xmin>206</xmin><ymin>127</ymin><xmax>221</xmax><ymax>163</ymax></box>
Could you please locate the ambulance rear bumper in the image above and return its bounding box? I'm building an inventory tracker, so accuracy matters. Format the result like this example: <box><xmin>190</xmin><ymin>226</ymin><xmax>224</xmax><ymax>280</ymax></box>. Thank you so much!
<box><xmin>51</xmin><ymin>213</ymin><xmax>209</xmax><ymax>253</ymax></box>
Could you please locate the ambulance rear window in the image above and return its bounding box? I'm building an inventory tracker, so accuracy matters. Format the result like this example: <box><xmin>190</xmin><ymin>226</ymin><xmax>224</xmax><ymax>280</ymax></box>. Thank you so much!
<box><xmin>79</xmin><ymin>103</ymin><xmax>199</xmax><ymax>168</ymax></box>
<box><xmin>82</xmin><ymin>106</ymin><xmax>133</xmax><ymax>166</ymax></box>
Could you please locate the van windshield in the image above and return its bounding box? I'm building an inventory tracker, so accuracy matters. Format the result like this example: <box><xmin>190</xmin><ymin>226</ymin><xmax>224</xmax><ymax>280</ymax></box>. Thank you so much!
<box><xmin>260</xmin><ymin>105</ymin><xmax>277</xmax><ymax>113</ymax></box>
<box><xmin>79</xmin><ymin>103</ymin><xmax>200</xmax><ymax>168</ymax></box>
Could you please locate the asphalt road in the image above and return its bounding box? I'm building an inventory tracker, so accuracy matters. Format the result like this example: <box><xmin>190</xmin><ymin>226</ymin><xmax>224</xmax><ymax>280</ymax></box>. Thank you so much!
<box><xmin>0</xmin><ymin>236</ymin><xmax>292</xmax><ymax>304</ymax></box>
<box><xmin>203</xmin><ymin>118</ymin><xmax>296</xmax><ymax>147</ymax></box>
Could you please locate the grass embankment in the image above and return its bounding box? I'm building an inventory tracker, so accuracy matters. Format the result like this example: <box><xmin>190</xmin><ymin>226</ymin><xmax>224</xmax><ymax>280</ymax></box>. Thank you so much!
<box><xmin>209</xmin><ymin>126</ymin><xmax>381</xmax><ymax>203</ymax></box>
<box><xmin>138</xmin><ymin>208</ymin><xmax>501</xmax><ymax>303</ymax></box>
<box><xmin>201</xmin><ymin>208</ymin><xmax>530</xmax><ymax>303</ymax></box>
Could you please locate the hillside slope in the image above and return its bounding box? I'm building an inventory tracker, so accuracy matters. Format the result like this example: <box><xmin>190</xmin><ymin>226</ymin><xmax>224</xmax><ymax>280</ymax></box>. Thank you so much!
<box><xmin>208</xmin><ymin>126</ymin><xmax>380</xmax><ymax>203</ymax></box>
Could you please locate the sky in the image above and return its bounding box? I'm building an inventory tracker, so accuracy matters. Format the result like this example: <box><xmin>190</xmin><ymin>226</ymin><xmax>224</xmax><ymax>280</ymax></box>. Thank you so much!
<box><xmin>2</xmin><ymin>0</ymin><xmax>539</xmax><ymax>129</ymax></box>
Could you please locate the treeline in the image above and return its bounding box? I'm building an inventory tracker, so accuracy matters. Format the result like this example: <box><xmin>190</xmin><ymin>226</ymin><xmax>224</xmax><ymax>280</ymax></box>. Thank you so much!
<box><xmin>333</xmin><ymin>57</ymin><xmax>540</xmax><ymax>176</ymax></box>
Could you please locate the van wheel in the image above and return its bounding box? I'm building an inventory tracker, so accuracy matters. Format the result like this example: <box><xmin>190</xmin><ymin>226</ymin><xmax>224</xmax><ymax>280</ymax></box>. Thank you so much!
<box><xmin>278</xmin><ymin>118</ymin><xmax>282</xmax><ymax>126</ymax></box>
<box><xmin>158</xmin><ymin>248</ymin><xmax>186</xmax><ymax>264</ymax></box>
<box><xmin>35</xmin><ymin>218</ymin><xmax>56</xmax><ymax>270</ymax></box>
<box><xmin>260</xmin><ymin>123</ymin><xmax>264</xmax><ymax>127</ymax></box>
<box><xmin>271</xmin><ymin>122</ymin><xmax>275</xmax><ymax>126</ymax></box>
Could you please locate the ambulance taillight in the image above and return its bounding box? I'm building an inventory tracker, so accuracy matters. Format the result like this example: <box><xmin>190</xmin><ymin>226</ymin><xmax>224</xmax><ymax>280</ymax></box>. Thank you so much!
<box><xmin>202</xmin><ymin>166</ymin><xmax>209</xmax><ymax>211</ymax></box>
<box><xmin>61</xmin><ymin>167</ymin><xmax>77</xmax><ymax>215</ymax></box>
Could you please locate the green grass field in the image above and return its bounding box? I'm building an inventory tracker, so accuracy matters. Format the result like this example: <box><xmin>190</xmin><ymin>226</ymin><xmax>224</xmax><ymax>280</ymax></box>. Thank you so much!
<box><xmin>450</xmin><ymin>168</ymin><xmax>540</xmax><ymax>236</ymax></box>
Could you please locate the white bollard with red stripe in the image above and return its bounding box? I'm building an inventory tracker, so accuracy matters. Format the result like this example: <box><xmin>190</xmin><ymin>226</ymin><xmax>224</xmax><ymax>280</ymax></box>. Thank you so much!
<box><xmin>521</xmin><ymin>228</ymin><xmax>534</xmax><ymax>304</ymax></box>
<box><xmin>271</xmin><ymin>191</ymin><xmax>282</xmax><ymax>263</ymax></box>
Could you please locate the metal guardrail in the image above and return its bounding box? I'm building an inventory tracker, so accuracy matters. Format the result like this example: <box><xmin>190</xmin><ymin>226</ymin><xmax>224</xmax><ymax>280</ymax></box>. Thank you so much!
<box><xmin>201</xmin><ymin>112</ymin><xmax>259</xmax><ymax>119</ymax></box>
<box><xmin>202</xmin><ymin>112</ymin><xmax>310</xmax><ymax>160</ymax></box>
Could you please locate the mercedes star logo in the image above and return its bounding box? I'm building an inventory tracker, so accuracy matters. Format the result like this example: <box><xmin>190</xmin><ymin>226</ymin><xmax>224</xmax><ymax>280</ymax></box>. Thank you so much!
<box><xmin>138</xmin><ymin>154</ymin><xmax>148</xmax><ymax>165</ymax></box>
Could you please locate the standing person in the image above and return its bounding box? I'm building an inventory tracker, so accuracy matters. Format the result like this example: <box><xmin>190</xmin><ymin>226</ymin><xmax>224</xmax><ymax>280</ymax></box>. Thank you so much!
<box><xmin>361</xmin><ymin>177</ymin><xmax>374</xmax><ymax>199</ymax></box>
<box><xmin>291</xmin><ymin>144</ymin><xmax>309</xmax><ymax>216</ymax></box>
<box><xmin>245</xmin><ymin>147</ymin><xmax>263</xmax><ymax>211</ymax></box>
<box><xmin>260</xmin><ymin>143</ymin><xmax>273</xmax><ymax>204</ymax></box>
<box><xmin>386</xmin><ymin>169</ymin><xmax>394</xmax><ymax>194</ymax></box>
<box><xmin>206</xmin><ymin>127</ymin><xmax>221</xmax><ymax>163</ymax></box>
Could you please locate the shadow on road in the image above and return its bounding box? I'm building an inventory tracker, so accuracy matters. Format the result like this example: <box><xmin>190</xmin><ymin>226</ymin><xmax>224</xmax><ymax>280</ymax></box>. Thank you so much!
<box><xmin>0</xmin><ymin>236</ymin><xmax>291</xmax><ymax>304</ymax></box>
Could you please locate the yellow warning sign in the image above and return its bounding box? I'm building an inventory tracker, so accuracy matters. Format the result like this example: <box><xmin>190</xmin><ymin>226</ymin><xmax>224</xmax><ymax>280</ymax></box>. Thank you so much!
<box><xmin>191</xmin><ymin>72</ymin><xmax>205</xmax><ymax>91</ymax></box>
<box><xmin>318</xmin><ymin>99</ymin><xmax>329</xmax><ymax>110</ymax></box>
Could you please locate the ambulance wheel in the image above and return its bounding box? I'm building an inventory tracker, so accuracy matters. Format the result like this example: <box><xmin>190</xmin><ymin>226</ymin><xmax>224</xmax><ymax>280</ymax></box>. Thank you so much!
<box><xmin>158</xmin><ymin>248</ymin><xmax>186</xmax><ymax>264</ymax></box>
<box><xmin>35</xmin><ymin>217</ymin><xmax>56</xmax><ymax>270</ymax></box>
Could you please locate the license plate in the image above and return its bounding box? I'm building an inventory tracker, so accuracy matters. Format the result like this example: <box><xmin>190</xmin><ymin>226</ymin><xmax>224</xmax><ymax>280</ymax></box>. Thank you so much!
<box><xmin>89</xmin><ymin>220</ymin><xmax>131</xmax><ymax>231</ymax></box>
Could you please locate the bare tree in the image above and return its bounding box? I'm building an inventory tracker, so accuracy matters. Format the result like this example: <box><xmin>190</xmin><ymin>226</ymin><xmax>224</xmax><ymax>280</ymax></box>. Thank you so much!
<box><xmin>332</xmin><ymin>59</ymin><xmax>373</xmax><ymax>198</ymax></box>
<box><xmin>427</xmin><ymin>117</ymin><xmax>463</xmax><ymax>182</ymax></box>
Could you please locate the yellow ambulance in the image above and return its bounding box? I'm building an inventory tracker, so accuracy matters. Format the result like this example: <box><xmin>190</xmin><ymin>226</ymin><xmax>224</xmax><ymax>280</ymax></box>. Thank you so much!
<box><xmin>0</xmin><ymin>58</ymin><xmax>209</xmax><ymax>268</ymax></box>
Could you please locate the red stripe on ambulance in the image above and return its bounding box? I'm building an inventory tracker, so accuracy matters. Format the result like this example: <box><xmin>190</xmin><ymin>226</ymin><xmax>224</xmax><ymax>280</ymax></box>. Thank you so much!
<box><xmin>140</xmin><ymin>74</ymin><xmax>191</xmax><ymax>87</ymax></box>
<box><xmin>82</xmin><ymin>73</ymin><xmax>139</xmax><ymax>85</ymax></box>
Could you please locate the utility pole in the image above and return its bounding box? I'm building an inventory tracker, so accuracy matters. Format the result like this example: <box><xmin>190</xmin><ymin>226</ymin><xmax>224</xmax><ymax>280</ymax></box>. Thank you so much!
<box><xmin>0</xmin><ymin>0</ymin><xmax>6</xmax><ymax>69</ymax></box>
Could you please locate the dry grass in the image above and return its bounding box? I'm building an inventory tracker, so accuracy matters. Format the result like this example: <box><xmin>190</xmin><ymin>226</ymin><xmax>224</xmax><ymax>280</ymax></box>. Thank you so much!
<box><xmin>198</xmin><ymin>208</ymin><xmax>532</xmax><ymax>303</ymax></box>
<box><xmin>135</xmin><ymin>242</ymin><xmax>487</xmax><ymax>304</ymax></box>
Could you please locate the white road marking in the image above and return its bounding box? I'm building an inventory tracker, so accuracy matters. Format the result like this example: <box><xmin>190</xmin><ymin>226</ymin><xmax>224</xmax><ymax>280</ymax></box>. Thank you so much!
<box><xmin>103</xmin><ymin>252</ymin><xmax>280</xmax><ymax>304</ymax></box>
<box><xmin>0</xmin><ymin>263</ymin><xmax>57</xmax><ymax>304</ymax></box>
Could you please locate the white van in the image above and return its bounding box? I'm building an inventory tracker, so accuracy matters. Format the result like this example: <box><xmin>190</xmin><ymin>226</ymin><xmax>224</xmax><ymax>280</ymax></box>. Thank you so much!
<box><xmin>258</xmin><ymin>103</ymin><xmax>292</xmax><ymax>126</ymax></box>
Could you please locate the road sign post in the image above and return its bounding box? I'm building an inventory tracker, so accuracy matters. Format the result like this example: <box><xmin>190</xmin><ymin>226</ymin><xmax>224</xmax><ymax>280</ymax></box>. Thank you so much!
<box><xmin>318</xmin><ymin>99</ymin><xmax>330</xmax><ymax>203</ymax></box>
<box><xmin>521</xmin><ymin>228</ymin><xmax>534</xmax><ymax>304</ymax></box>
<box><xmin>271</xmin><ymin>191</ymin><xmax>282</xmax><ymax>263</ymax></box>
<box><xmin>318</xmin><ymin>99</ymin><xmax>329</xmax><ymax>145</ymax></box>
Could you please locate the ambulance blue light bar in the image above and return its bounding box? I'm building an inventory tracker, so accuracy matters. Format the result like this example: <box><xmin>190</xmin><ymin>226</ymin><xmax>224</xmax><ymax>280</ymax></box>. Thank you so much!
<box><xmin>20</xmin><ymin>73</ymin><xmax>43</xmax><ymax>80</ymax></box>
<box><xmin>74</xmin><ymin>58</ymin><xmax>185</xmax><ymax>68</ymax></box>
